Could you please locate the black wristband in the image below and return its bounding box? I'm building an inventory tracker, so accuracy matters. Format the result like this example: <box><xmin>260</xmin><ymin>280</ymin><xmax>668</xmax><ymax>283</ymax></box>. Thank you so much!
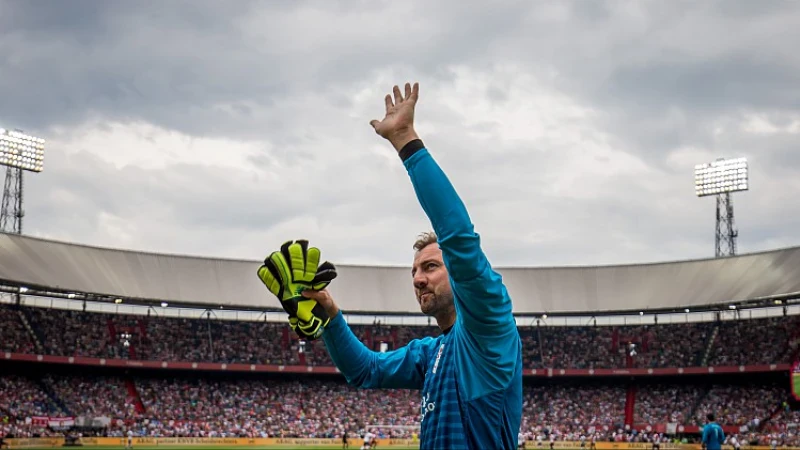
<box><xmin>398</xmin><ymin>139</ymin><xmax>425</xmax><ymax>162</ymax></box>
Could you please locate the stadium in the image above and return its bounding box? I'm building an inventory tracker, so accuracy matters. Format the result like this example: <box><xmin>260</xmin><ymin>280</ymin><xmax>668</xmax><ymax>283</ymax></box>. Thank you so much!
<box><xmin>0</xmin><ymin>232</ymin><xmax>799</xmax><ymax>449</ymax></box>
<box><xmin>2</xmin><ymin>3</ymin><xmax>800</xmax><ymax>449</ymax></box>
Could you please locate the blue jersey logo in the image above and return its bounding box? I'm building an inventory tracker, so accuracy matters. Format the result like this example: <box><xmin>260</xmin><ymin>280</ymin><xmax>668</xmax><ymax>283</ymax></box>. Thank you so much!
<box><xmin>420</xmin><ymin>392</ymin><xmax>436</xmax><ymax>422</ymax></box>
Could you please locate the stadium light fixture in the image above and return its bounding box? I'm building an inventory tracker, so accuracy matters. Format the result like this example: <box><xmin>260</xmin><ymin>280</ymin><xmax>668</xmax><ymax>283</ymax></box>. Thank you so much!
<box><xmin>0</xmin><ymin>128</ymin><xmax>45</xmax><ymax>173</ymax></box>
<box><xmin>1</xmin><ymin>127</ymin><xmax>46</xmax><ymax>236</ymax></box>
<box><xmin>694</xmin><ymin>157</ymin><xmax>748</xmax><ymax>258</ymax></box>
<box><xmin>694</xmin><ymin>157</ymin><xmax>748</xmax><ymax>197</ymax></box>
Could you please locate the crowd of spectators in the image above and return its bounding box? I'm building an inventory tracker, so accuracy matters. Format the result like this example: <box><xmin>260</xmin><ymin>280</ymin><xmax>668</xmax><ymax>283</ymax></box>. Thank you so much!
<box><xmin>136</xmin><ymin>377</ymin><xmax>420</xmax><ymax>439</ymax></box>
<box><xmin>0</xmin><ymin>376</ymin><xmax>62</xmax><ymax>419</ymax></box>
<box><xmin>634</xmin><ymin>384</ymin><xmax>700</xmax><ymax>426</ymax></box>
<box><xmin>24</xmin><ymin>308</ymin><xmax>124</xmax><ymax>359</ymax></box>
<box><xmin>522</xmin><ymin>384</ymin><xmax>626</xmax><ymax>432</ymax></box>
<box><xmin>708</xmin><ymin>317</ymin><xmax>799</xmax><ymax>366</ymax></box>
<box><xmin>1</xmin><ymin>375</ymin><xmax>422</xmax><ymax>439</ymax></box>
<box><xmin>44</xmin><ymin>375</ymin><xmax>139</xmax><ymax>420</ymax></box>
<box><xmin>0</xmin><ymin>308</ymin><xmax>35</xmax><ymax>354</ymax></box>
<box><xmin>631</xmin><ymin>382</ymin><xmax>791</xmax><ymax>431</ymax></box>
<box><xmin>2</xmin><ymin>305</ymin><xmax>799</xmax><ymax>370</ymax></box>
<box><xmin>766</xmin><ymin>408</ymin><xmax>800</xmax><ymax>446</ymax></box>
<box><xmin>2</xmin><ymin>373</ymin><xmax>797</xmax><ymax>445</ymax></box>
<box><xmin>2</xmin><ymin>304</ymin><xmax>799</xmax><ymax>445</ymax></box>
<box><xmin>692</xmin><ymin>383</ymin><xmax>788</xmax><ymax>428</ymax></box>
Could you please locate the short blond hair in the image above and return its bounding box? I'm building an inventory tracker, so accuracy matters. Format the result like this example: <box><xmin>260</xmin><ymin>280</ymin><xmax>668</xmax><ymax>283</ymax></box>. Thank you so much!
<box><xmin>413</xmin><ymin>231</ymin><xmax>438</xmax><ymax>252</ymax></box>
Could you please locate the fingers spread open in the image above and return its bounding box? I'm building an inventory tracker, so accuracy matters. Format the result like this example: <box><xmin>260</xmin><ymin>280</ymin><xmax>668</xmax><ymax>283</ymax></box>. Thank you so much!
<box><xmin>384</xmin><ymin>94</ymin><xmax>393</xmax><ymax>112</ymax></box>
<box><xmin>393</xmin><ymin>85</ymin><xmax>403</xmax><ymax>105</ymax></box>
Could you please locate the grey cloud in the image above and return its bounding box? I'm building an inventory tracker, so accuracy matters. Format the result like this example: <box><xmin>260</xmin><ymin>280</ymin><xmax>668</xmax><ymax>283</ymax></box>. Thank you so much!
<box><xmin>28</xmin><ymin>150</ymin><xmax>354</xmax><ymax>233</ymax></box>
<box><xmin>1</xmin><ymin>0</ymin><xmax>282</xmax><ymax>136</ymax></box>
<box><xmin>0</xmin><ymin>0</ymin><xmax>535</xmax><ymax>138</ymax></box>
<box><xmin>601</xmin><ymin>56</ymin><xmax>800</xmax><ymax>116</ymax></box>
<box><xmin>3</xmin><ymin>0</ymin><xmax>798</xmax><ymax>139</ymax></box>
<box><xmin>2</xmin><ymin>0</ymin><xmax>799</xmax><ymax>267</ymax></box>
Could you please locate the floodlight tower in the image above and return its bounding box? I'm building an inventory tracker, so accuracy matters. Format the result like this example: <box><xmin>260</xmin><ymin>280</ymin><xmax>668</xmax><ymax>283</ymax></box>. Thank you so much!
<box><xmin>0</xmin><ymin>128</ymin><xmax>45</xmax><ymax>235</ymax></box>
<box><xmin>694</xmin><ymin>157</ymin><xmax>748</xmax><ymax>257</ymax></box>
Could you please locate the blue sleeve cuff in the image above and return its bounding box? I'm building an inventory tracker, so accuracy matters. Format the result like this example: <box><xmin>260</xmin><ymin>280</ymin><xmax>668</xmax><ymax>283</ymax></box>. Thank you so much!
<box><xmin>327</xmin><ymin>309</ymin><xmax>346</xmax><ymax>330</ymax></box>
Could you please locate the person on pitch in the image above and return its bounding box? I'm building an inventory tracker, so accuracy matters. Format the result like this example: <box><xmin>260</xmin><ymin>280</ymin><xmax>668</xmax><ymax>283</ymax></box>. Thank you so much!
<box><xmin>296</xmin><ymin>82</ymin><xmax>523</xmax><ymax>449</ymax></box>
<box><xmin>702</xmin><ymin>413</ymin><xmax>725</xmax><ymax>450</ymax></box>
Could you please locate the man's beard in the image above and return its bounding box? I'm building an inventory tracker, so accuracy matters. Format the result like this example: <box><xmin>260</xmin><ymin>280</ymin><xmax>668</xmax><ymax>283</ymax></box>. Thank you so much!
<box><xmin>419</xmin><ymin>291</ymin><xmax>453</xmax><ymax>316</ymax></box>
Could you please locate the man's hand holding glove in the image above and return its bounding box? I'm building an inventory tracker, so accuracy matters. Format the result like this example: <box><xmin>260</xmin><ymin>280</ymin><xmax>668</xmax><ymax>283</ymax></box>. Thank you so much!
<box><xmin>257</xmin><ymin>240</ymin><xmax>337</xmax><ymax>340</ymax></box>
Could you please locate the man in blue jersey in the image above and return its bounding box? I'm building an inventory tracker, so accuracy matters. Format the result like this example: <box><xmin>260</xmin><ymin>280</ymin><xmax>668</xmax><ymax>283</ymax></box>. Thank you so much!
<box><xmin>701</xmin><ymin>413</ymin><xmax>725</xmax><ymax>450</ymax></box>
<box><xmin>301</xmin><ymin>82</ymin><xmax>523</xmax><ymax>449</ymax></box>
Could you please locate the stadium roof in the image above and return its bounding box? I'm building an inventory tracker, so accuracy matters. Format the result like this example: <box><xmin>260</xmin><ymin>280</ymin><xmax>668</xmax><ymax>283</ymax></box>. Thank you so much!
<box><xmin>1</xmin><ymin>232</ymin><xmax>800</xmax><ymax>316</ymax></box>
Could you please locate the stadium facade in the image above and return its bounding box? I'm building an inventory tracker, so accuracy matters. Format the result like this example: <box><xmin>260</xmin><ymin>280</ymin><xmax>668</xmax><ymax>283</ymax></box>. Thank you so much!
<box><xmin>2</xmin><ymin>232</ymin><xmax>800</xmax><ymax>318</ymax></box>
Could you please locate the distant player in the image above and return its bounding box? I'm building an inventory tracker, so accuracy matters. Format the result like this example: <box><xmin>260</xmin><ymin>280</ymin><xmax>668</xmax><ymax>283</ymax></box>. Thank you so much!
<box><xmin>518</xmin><ymin>432</ymin><xmax>526</xmax><ymax>449</ymax></box>
<box><xmin>580</xmin><ymin>434</ymin><xmax>586</xmax><ymax>448</ymax></box>
<box><xmin>360</xmin><ymin>430</ymin><xmax>376</xmax><ymax>449</ymax></box>
<box><xmin>549</xmin><ymin>432</ymin><xmax>556</xmax><ymax>450</ymax></box>
<box><xmin>342</xmin><ymin>430</ymin><xmax>349</xmax><ymax>449</ymax></box>
<box><xmin>370</xmin><ymin>431</ymin><xmax>378</xmax><ymax>449</ymax></box>
<box><xmin>652</xmin><ymin>433</ymin><xmax>660</xmax><ymax>450</ymax></box>
<box><xmin>537</xmin><ymin>433</ymin><xmax>544</xmax><ymax>447</ymax></box>
<box><xmin>590</xmin><ymin>434</ymin><xmax>597</xmax><ymax>450</ymax></box>
<box><xmin>702</xmin><ymin>413</ymin><xmax>724</xmax><ymax>450</ymax></box>
<box><xmin>126</xmin><ymin>430</ymin><xmax>134</xmax><ymax>449</ymax></box>
<box><xmin>727</xmin><ymin>435</ymin><xmax>740</xmax><ymax>450</ymax></box>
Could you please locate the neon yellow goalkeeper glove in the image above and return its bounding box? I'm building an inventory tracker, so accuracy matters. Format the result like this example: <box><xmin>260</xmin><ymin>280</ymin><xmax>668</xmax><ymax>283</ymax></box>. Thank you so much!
<box><xmin>257</xmin><ymin>239</ymin><xmax>337</xmax><ymax>340</ymax></box>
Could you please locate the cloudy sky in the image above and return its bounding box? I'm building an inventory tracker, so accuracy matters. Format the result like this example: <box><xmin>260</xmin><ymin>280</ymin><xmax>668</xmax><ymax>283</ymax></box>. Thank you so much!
<box><xmin>1</xmin><ymin>0</ymin><xmax>798</xmax><ymax>268</ymax></box>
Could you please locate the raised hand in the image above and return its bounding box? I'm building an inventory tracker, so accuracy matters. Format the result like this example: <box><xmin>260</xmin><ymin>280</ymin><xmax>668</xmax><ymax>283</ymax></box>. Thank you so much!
<box><xmin>369</xmin><ymin>82</ymin><xmax>421</xmax><ymax>152</ymax></box>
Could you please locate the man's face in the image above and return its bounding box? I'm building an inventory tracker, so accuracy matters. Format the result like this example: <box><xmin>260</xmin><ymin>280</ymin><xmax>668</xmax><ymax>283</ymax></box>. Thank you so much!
<box><xmin>411</xmin><ymin>243</ymin><xmax>453</xmax><ymax>316</ymax></box>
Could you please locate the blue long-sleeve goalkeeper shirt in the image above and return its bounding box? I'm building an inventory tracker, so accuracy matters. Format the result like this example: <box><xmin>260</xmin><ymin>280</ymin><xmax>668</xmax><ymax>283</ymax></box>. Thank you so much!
<box><xmin>322</xmin><ymin>141</ymin><xmax>523</xmax><ymax>450</ymax></box>
<box><xmin>702</xmin><ymin>421</ymin><xmax>725</xmax><ymax>450</ymax></box>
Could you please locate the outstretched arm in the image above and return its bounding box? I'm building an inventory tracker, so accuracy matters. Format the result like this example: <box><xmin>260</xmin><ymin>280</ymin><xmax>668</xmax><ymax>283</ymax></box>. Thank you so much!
<box><xmin>369</xmin><ymin>83</ymin><xmax>516</xmax><ymax>337</ymax></box>
<box><xmin>304</xmin><ymin>289</ymin><xmax>430</xmax><ymax>390</ymax></box>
